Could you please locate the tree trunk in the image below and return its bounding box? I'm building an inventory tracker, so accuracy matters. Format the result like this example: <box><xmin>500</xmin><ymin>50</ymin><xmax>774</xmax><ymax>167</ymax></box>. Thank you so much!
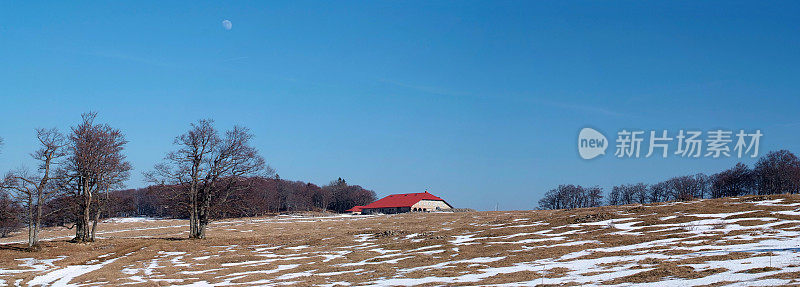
<box><xmin>86</xmin><ymin>193</ymin><xmax>92</xmax><ymax>241</ymax></box>
<box><xmin>189</xmin><ymin>190</ymin><xmax>198</xmax><ymax>238</ymax></box>
<box><xmin>27</xmin><ymin>195</ymin><xmax>35</xmax><ymax>248</ymax></box>
<box><xmin>90</xmin><ymin>205</ymin><xmax>100</xmax><ymax>242</ymax></box>
<box><xmin>90</xmin><ymin>216</ymin><xmax>99</xmax><ymax>242</ymax></box>
<box><xmin>74</xmin><ymin>218</ymin><xmax>84</xmax><ymax>242</ymax></box>
<box><xmin>192</xmin><ymin>186</ymin><xmax>212</xmax><ymax>239</ymax></box>
<box><xmin>90</xmin><ymin>191</ymin><xmax>110</xmax><ymax>242</ymax></box>
<box><xmin>198</xmin><ymin>196</ymin><xmax>209</xmax><ymax>239</ymax></box>
<box><xmin>34</xmin><ymin>190</ymin><xmax>43</xmax><ymax>248</ymax></box>
<box><xmin>74</xmin><ymin>178</ymin><xmax>93</xmax><ymax>243</ymax></box>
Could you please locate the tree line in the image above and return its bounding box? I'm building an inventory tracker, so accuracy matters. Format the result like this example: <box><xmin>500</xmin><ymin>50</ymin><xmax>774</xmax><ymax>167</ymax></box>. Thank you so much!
<box><xmin>0</xmin><ymin>113</ymin><xmax>376</xmax><ymax>250</ymax></box>
<box><xmin>104</xmin><ymin>176</ymin><xmax>375</xmax><ymax>220</ymax></box>
<box><xmin>538</xmin><ymin>150</ymin><xmax>800</xmax><ymax>210</ymax></box>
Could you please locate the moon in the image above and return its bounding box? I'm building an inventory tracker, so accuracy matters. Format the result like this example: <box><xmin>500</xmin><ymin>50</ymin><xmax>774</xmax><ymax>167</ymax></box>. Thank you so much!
<box><xmin>222</xmin><ymin>20</ymin><xmax>232</xmax><ymax>30</ymax></box>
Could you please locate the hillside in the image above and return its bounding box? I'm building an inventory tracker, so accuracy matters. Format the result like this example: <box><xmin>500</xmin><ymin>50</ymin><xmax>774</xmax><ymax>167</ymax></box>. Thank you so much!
<box><xmin>1</xmin><ymin>194</ymin><xmax>800</xmax><ymax>286</ymax></box>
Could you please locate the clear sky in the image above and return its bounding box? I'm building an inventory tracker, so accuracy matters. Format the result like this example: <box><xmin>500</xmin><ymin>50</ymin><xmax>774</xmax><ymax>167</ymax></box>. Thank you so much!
<box><xmin>1</xmin><ymin>1</ymin><xmax>798</xmax><ymax>211</ymax></box>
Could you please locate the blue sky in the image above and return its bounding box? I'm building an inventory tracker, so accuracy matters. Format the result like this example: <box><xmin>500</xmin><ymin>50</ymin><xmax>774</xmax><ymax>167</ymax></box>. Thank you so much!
<box><xmin>1</xmin><ymin>1</ymin><xmax>798</xmax><ymax>210</ymax></box>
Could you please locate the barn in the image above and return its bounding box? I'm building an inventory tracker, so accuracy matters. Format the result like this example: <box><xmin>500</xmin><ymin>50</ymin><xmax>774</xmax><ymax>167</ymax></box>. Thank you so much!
<box><xmin>349</xmin><ymin>191</ymin><xmax>452</xmax><ymax>214</ymax></box>
<box><xmin>344</xmin><ymin>205</ymin><xmax>364</xmax><ymax>215</ymax></box>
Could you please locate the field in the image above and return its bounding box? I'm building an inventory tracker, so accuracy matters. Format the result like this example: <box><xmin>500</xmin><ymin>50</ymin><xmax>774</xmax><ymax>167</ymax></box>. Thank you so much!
<box><xmin>2</xmin><ymin>195</ymin><xmax>800</xmax><ymax>286</ymax></box>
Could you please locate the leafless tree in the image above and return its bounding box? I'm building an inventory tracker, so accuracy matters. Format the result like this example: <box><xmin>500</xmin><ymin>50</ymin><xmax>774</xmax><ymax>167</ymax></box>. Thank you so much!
<box><xmin>0</xmin><ymin>191</ymin><xmax>21</xmax><ymax>238</ymax></box>
<box><xmin>694</xmin><ymin>173</ymin><xmax>711</xmax><ymax>199</ymax></box>
<box><xmin>146</xmin><ymin>119</ymin><xmax>271</xmax><ymax>239</ymax></box>
<box><xmin>666</xmin><ymin>175</ymin><xmax>705</xmax><ymax>201</ymax></box>
<box><xmin>585</xmin><ymin>186</ymin><xmax>604</xmax><ymax>207</ymax></box>
<box><xmin>608</xmin><ymin>183</ymin><xmax>647</xmax><ymax>205</ymax></box>
<box><xmin>312</xmin><ymin>184</ymin><xmax>333</xmax><ymax>211</ymax></box>
<box><xmin>66</xmin><ymin>113</ymin><xmax>131</xmax><ymax>243</ymax></box>
<box><xmin>754</xmin><ymin>150</ymin><xmax>800</xmax><ymax>195</ymax></box>
<box><xmin>631</xmin><ymin>183</ymin><xmax>648</xmax><ymax>204</ymax></box>
<box><xmin>1</xmin><ymin>128</ymin><xmax>68</xmax><ymax>249</ymax></box>
<box><xmin>322</xmin><ymin>178</ymin><xmax>376</xmax><ymax>213</ymax></box>
<box><xmin>539</xmin><ymin>184</ymin><xmax>603</xmax><ymax>210</ymax></box>
<box><xmin>607</xmin><ymin>186</ymin><xmax>621</xmax><ymax>206</ymax></box>
<box><xmin>710</xmin><ymin>163</ymin><xmax>755</xmax><ymax>198</ymax></box>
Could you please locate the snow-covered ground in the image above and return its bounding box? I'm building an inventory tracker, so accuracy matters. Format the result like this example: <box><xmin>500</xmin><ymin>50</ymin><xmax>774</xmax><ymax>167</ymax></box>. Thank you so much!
<box><xmin>2</xmin><ymin>195</ymin><xmax>800</xmax><ymax>286</ymax></box>
<box><xmin>102</xmin><ymin>217</ymin><xmax>161</xmax><ymax>223</ymax></box>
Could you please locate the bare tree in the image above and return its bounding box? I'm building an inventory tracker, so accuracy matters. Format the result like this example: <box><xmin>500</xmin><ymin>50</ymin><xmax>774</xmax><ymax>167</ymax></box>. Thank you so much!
<box><xmin>313</xmin><ymin>184</ymin><xmax>333</xmax><ymax>211</ymax></box>
<box><xmin>710</xmin><ymin>163</ymin><xmax>755</xmax><ymax>198</ymax></box>
<box><xmin>585</xmin><ymin>186</ymin><xmax>604</xmax><ymax>207</ymax></box>
<box><xmin>666</xmin><ymin>175</ymin><xmax>705</xmax><ymax>201</ymax></box>
<box><xmin>609</xmin><ymin>183</ymin><xmax>647</xmax><ymax>205</ymax></box>
<box><xmin>648</xmin><ymin>181</ymin><xmax>671</xmax><ymax>203</ymax></box>
<box><xmin>0</xmin><ymin>191</ymin><xmax>21</xmax><ymax>238</ymax></box>
<box><xmin>66</xmin><ymin>113</ymin><xmax>131</xmax><ymax>243</ymax></box>
<box><xmin>146</xmin><ymin>119</ymin><xmax>271</xmax><ymax>239</ymax></box>
<box><xmin>1</xmin><ymin>128</ymin><xmax>68</xmax><ymax>249</ymax></box>
<box><xmin>607</xmin><ymin>186</ymin><xmax>621</xmax><ymax>206</ymax></box>
<box><xmin>631</xmin><ymin>183</ymin><xmax>648</xmax><ymax>204</ymax></box>
<box><xmin>322</xmin><ymin>178</ymin><xmax>376</xmax><ymax>213</ymax></box>
<box><xmin>754</xmin><ymin>150</ymin><xmax>800</xmax><ymax>195</ymax></box>
<box><xmin>539</xmin><ymin>184</ymin><xmax>602</xmax><ymax>210</ymax></box>
<box><xmin>694</xmin><ymin>173</ymin><xmax>711</xmax><ymax>199</ymax></box>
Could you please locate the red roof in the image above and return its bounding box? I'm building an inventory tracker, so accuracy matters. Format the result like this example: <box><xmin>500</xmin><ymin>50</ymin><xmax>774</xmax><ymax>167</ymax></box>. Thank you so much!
<box><xmin>346</xmin><ymin>206</ymin><xmax>364</xmax><ymax>212</ymax></box>
<box><xmin>360</xmin><ymin>192</ymin><xmax>451</xmax><ymax>209</ymax></box>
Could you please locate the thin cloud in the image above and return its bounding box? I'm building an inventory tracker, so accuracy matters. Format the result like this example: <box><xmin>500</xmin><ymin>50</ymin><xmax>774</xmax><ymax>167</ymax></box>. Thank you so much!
<box><xmin>377</xmin><ymin>78</ymin><xmax>469</xmax><ymax>98</ymax></box>
<box><xmin>88</xmin><ymin>50</ymin><xmax>174</xmax><ymax>68</ymax></box>
<box><xmin>378</xmin><ymin>78</ymin><xmax>627</xmax><ymax>117</ymax></box>
<box><xmin>39</xmin><ymin>47</ymin><xmax>175</xmax><ymax>68</ymax></box>
<box><xmin>537</xmin><ymin>100</ymin><xmax>627</xmax><ymax>118</ymax></box>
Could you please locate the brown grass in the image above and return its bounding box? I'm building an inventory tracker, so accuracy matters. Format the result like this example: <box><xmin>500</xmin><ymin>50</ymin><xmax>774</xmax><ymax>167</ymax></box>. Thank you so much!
<box><xmin>605</xmin><ymin>262</ymin><xmax>728</xmax><ymax>284</ymax></box>
<box><xmin>0</xmin><ymin>194</ymin><xmax>799</xmax><ymax>286</ymax></box>
<box><xmin>737</xmin><ymin>266</ymin><xmax>781</xmax><ymax>273</ymax></box>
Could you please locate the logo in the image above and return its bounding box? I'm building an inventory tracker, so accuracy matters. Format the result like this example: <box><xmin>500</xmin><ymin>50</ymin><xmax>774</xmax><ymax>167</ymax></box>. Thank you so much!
<box><xmin>578</xmin><ymin>127</ymin><xmax>608</xmax><ymax>159</ymax></box>
<box><xmin>577</xmin><ymin>128</ymin><xmax>762</xmax><ymax>160</ymax></box>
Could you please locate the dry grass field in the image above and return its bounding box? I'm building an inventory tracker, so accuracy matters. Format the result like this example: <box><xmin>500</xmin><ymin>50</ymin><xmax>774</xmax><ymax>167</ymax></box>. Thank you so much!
<box><xmin>2</xmin><ymin>194</ymin><xmax>800</xmax><ymax>286</ymax></box>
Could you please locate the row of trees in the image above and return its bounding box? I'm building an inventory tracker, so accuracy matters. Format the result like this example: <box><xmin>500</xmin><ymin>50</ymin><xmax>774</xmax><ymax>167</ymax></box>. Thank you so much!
<box><xmin>539</xmin><ymin>150</ymin><xmax>800</xmax><ymax>210</ymax></box>
<box><xmin>0</xmin><ymin>114</ymin><xmax>377</xmax><ymax>249</ymax></box>
<box><xmin>537</xmin><ymin>184</ymin><xmax>603</xmax><ymax>210</ymax></box>
<box><xmin>608</xmin><ymin>175</ymin><xmax>709</xmax><ymax>205</ymax></box>
<box><xmin>104</xmin><ymin>177</ymin><xmax>375</xmax><ymax>220</ymax></box>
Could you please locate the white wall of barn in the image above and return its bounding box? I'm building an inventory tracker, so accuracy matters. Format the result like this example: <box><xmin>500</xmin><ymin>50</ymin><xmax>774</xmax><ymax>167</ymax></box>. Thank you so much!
<box><xmin>411</xmin><ymin>200</ymin><xmax>452</xmax><ymax>211</ymax></box>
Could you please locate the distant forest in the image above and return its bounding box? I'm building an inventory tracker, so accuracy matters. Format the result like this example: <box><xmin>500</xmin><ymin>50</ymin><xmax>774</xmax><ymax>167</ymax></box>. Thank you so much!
<box><xmin>538</xmin><ymin>150</ymin><xmax>800</xmax><ymax>210</ymax></box>
<box><xmin>109</xmin><ymin>176</ymin><xmax>376</xmax><ymax>219</ymax></box>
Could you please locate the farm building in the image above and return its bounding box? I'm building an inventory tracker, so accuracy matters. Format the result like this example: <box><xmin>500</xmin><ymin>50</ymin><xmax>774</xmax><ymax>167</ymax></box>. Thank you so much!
<box><xmin>348</xmin><ymin>191</ymin><xmax>453</xmax><ymax>214</ymax></box>
<box><xmin>345</xmin><ymin>206</ymin><xmax>364</xmax><ymax>215</ymax></box>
